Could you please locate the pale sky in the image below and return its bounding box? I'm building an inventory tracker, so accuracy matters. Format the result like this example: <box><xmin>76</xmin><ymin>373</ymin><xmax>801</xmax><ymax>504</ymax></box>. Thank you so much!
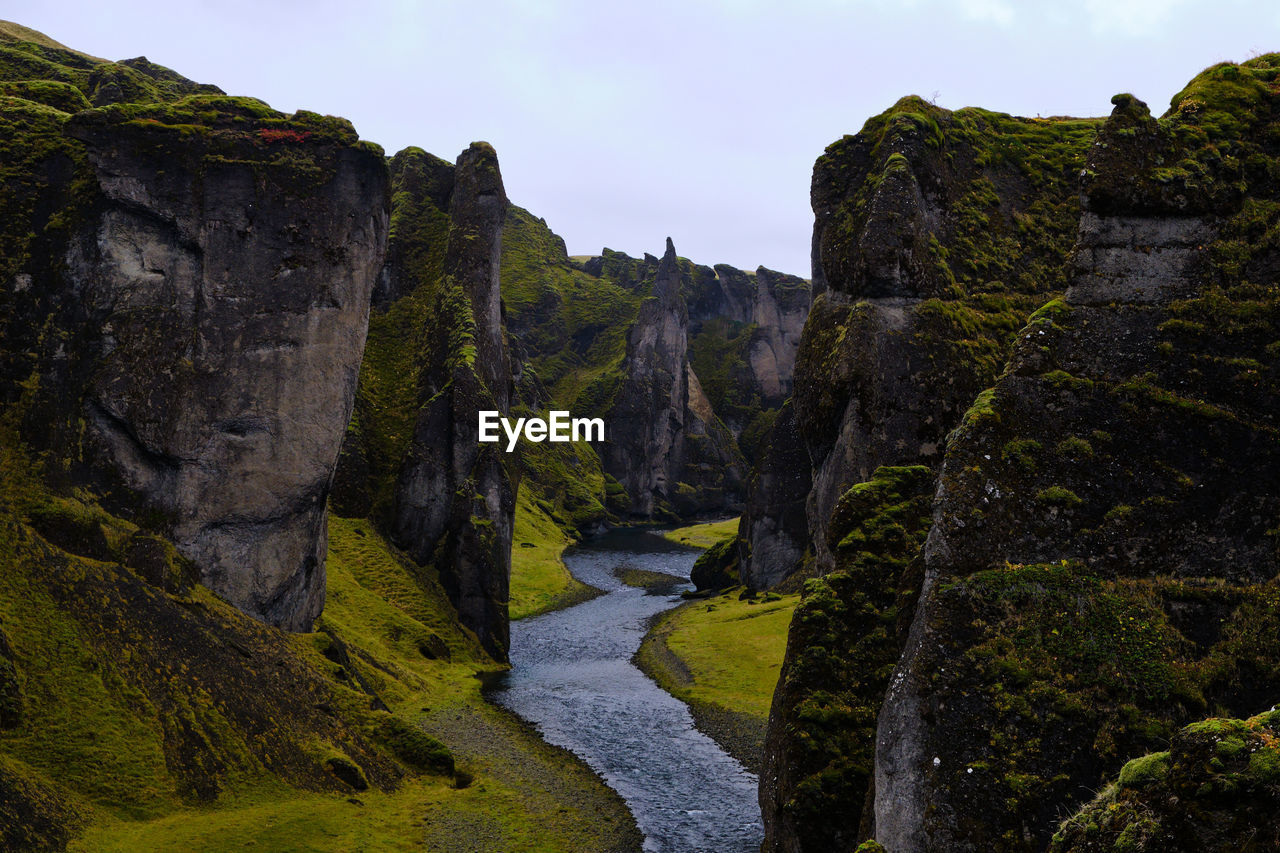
<box><xmin>6</xmin><ymin>1</ymin><xmax>1280</xmax><ymax>276</ymax></box>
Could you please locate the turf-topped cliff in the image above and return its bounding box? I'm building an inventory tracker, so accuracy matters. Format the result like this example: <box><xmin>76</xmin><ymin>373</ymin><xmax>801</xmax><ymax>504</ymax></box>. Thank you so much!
<box><xmin>333</xmin><ymin>143</ymin><xmax>517</xmax><ymax>661</ymax></box>
<box><xmin>729</xmin><ymin>96</ymin><xmax>1099</xmax><ymax>594</ymax></box>
<box><xmin>0</xmin><ymin>26</ymin><xmax>388</xmax><ymax>632</ymax></box>
<box><xmin>876</xmin><ymin>60</ymin><xmax>1280</xmax><ymax>852</ymax></box>
<box><xmin>761</xmin><ymin>56</ymin><xmax>1280</xmax><ymax>853</ymax></box>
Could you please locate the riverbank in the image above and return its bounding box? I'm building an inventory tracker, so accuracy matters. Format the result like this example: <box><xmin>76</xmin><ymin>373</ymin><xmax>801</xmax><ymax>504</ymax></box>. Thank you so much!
<box><xmin>509</xmin><ymin>492</ymin><xmax>602</xmax><ymax>620</ymax></box>
<box><xmin>660</xmin><ymin>517</ymin><xmax>739</xmax><ymax>549</ymax></box>
<box><xmin>634</xmin><ymin>589</ymin><xmax>797</xmax><ymax>775</ymax></box>
<box><xmin>494</xmin><ymin>529</ymin><xmax>763</xmax><ymax>851</ymax></box>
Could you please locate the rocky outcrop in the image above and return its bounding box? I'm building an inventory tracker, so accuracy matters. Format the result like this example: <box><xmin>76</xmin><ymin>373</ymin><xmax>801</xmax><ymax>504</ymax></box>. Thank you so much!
<box><xmin>743</xmin><ymin>99</ymin><xmax>1097</xmax><ymax>597</ymax></box>
<box><xmin>390</xmin><ymin>143</ymin><xmax>515</xmax><ymax>660</ymax></box>
<box><xmin>874</xmin><ymin>70</ymin><xmax>1280</xmax><ymax>851</ymax></box>
<box><xmin>757</xmin><ymin>99</ymin><xmax>1101</xmax><ymax>850</ymax></box>
<box><xmin>760</xmin><ymin>465</ymin><xmax>934</xmax><ymax>851</ymax></box>
<box><xmin>1050</xmin><ymin>712</ymin><xmax>1280</xmax><ymax>852</ymax></box>
<box><xmin>686</xmin><ymin>263</ymin><xmax>814</xmax><ymax>440</ymax></box>
<box><xmin>8</xmin><ymin>91</ymin><xmax>388</xmax><ymax>632</ymax></box>
<box><xmin>599</xmin><ymin>238</ymin><xmax>747</xmax><ymax>520</ymax></box>
<box><xmin>737</xmin><ymin>402</ymin><xmax>810</xmax><ymax>590</ymax></box>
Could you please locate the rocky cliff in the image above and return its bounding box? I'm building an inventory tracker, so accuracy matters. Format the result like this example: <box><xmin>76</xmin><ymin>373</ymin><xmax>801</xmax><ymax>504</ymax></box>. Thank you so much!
<box><xmin>0</xmin><ymin>27</ymin><xmax>454</xmax><ymax>845</ymax></box>
<box><xmin>3</xmin><ymin>39</ymin><xmax>388</xmax><ymax>631</ymax></box>
<box><xmin>391</xmin><ymin>143</ymin><xmax>515</xmax><ymax>661</ymax></box>
<box><xmin>499</xmin><ymin>218</ymin><xmax>807</xmax><ymax>526</ymax></box>
<box><xmin>740</xmin><ymin>97</ymin><xmax>1096</xmax><ymax>595</ymax></box>
<box><xmin>759</xmin><ymin>55</ymin><xmax>1280</xmax><ymax>853</ymax></box>
<box><xmin>0</xmin><ymin>26</ymin><xmax>644</xmax><ymax>851</ymax></box>
<box><xmin>331</xmin><ymin>143</ymin><xmax>515</xmax><ymax>660</ymax></box>
<box><xmin>875</xmin><ymin>66</ymin><xmax>1280</xmax><ymax>851</ymax></box>
<box><xmin>598</xmin><ymin>238</ymin><xmax>748</xmax><ymax>520</ymax></box>
<box><xmin>686</xmin><ymin>262</ymin><xmax>814</xmax><ymax>452</ymax></box>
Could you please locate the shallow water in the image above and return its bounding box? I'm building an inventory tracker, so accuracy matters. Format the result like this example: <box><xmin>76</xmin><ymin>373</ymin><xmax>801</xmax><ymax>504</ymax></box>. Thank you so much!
<box><xmin>487</xmin><ymin>528</ymin><xmax>763</xmax><ymax>853</ymax></box>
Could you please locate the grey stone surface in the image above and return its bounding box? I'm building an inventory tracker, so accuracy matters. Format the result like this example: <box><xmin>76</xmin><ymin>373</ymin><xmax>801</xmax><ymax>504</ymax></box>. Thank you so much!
<box><xmin>68</xmin><ymin>125</ymin><xmax>388</xmax><ymax>631</ymax></box>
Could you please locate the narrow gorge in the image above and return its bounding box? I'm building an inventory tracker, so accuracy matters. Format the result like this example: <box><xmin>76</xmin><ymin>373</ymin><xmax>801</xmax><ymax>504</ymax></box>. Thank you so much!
<box><xmin>2</xmin><ymin>16</ymin><xmax>1279</xmax><ymax>853</ymax></box>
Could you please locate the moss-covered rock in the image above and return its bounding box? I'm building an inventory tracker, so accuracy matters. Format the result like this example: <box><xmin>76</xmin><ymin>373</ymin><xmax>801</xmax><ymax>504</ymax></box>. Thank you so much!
<box><xmin>761</xmin><ymin>466</ymin><xmax>934</xmax><ymax>851</ymax></box>
<box><xmin>690</xmin><ymin>536</ymin><xmax>740</xmax><ymax>590</ymax></box>
<box><xmin>874</xmin><ymin>56</ymin><xmax>1280</xmax><ymax>853</ymax></box>
<box><xmin>743</xmin><ymin>97</ymin><xmax>1098</xmax><ymax>602</ymax></box>
<box><xmin>1050</xmin><ymin>712</ymin><xmax>1280</xmax><ymax>852</ymax></box>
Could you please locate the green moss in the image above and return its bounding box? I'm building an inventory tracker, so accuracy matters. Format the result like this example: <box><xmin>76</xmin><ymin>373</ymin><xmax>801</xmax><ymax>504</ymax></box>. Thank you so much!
<box><xmin>1042</xmin><ymin>370</ymin><xmax>1095</xmax><ymax>393</ymax></box>
<box><xmin>1056</xmin><ymin>436</ymin><xmax>1094</xmax><ymax>459</ymax></box>
<box><xmin>961</xmin><ymin>387</ymin><xmax>1001</xmax><ymax>429</ymax></box>
<box><xmin>766</xmin><ymin>466</ymin><xmax>934</xmax><ymax>848</ymax></box>
<box><xmin>690</xmin><ymin>536</ymin><xmax>740</xmax><ymax>590</ymax></box>
<box><xmin>1035</xmin><ymin>486</ymin><xmax>1083</xmax><ymax>507</ymax></box>
<box><xmin>1029</xmin><ymin>298</ymin><xmax>1073</xmax><ymax>325</ymax></box>
<box><xmin>1116</xmin><ymin>751</ymin><xmax>1169</xmax><ymax>789</ymax></box>
<box><xmin>1052</xmin><ymin>708</ymin><xmax>1280</xmax><ymax>851</ymax></box>
<box><xmin>1002</xmin><ymin>438</ymin><xmax>1042</xmax><ymax>473</ymax></box>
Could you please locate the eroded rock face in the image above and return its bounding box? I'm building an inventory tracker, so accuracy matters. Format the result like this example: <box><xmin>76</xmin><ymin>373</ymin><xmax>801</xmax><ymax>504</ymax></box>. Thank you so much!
<box><xmin>57</xmin><ymin>106</ymin><xmax>389</xmax><ymax>631</ymax></box>
<box><xmin>756</xmin><ymin>99</ymin><xmax>1100</xmax><ymax>851</ymax></box>
<box><xmin>743</xmin><ymin>99</ymin><xmax>1096</xmax><ymax>595</ymax></box>
<box><xmin>875</xmin><ymin>81</ymin><xmax>1280</xmax><ymax>852</ymax></box>
<box><xmin>688</xmin><ymin>263</ymin><xmax>814</xmax><ymax>412</ymax></box>
<box><xmin>600</xmin><ymin>238</ymin><xmax>747</xmax><ymax>519</ymax></box>
<box><xmin>737</xmin><ymin>402</ymin><xmax>809</xmax><ymax>590</ymax></box>
<box><xmin>391</xmin><ymin>142</ymin><xmax>515</xmax><ymax>660</ymax></box>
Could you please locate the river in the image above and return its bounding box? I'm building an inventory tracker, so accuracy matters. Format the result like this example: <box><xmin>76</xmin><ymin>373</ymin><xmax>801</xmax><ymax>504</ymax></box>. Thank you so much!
<box><xmin>487</xmin><ymin>528</ymin><xmax>764</xmax><ymax>852</ymax></box>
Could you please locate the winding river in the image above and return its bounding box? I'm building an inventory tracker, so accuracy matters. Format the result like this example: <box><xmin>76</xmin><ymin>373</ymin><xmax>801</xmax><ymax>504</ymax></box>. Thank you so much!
<box><xmin>487</xmin><ymin>528</ymin><xmax>763</xmax><ymax>853</ymax></box>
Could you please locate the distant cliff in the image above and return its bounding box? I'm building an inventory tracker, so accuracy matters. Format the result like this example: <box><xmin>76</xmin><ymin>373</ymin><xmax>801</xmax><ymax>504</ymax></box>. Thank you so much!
<box><xmin>499</xmin><ymin>216</ymin><xmax>812</xmax><ymax>527</ymax></box>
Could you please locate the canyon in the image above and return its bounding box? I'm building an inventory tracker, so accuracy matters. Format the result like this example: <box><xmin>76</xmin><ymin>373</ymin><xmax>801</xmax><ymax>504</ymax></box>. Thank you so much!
<box><xmin>2</xmin><ymin>18</ymin><xmax>1279</xmax><ymax>853</ymax></box>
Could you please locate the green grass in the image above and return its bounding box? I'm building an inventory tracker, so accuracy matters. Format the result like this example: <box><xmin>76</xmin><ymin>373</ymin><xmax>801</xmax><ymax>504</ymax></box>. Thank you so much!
<box><xmin>73</xmin><ymin>766</ymin><xmax>607</xmax><ymax>852</ymax></box>
<box><xmin>60</xmin><ymin>514</ymin><xmax>638</xmax><ymax>850</ymax></box>
<box><xmin>0</xmin><ymin>424</ymin><xmax>636</xmax><ymax>851</ymax></box>
<box><xmin>647</xmin><ymin>590</ymin><xmax>797</xmax><ymax>721</ymax></box>
<box><xmin>509</xmin><ymin>491</ymin><xmax>598</xmax><ymax>621</ymax></box>
<box><xmin>661</xmin><ymin>517</ymin><xmax>739</xmax><ymax>550</ymax></box>
<box><xmin>635</xmin><ymin>588</ymin><xmax>797</xmax><ymax>771</ymax></box>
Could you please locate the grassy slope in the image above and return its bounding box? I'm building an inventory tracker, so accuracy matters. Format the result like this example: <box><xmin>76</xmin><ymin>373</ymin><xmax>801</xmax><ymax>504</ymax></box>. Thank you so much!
<box><xmin>70</xmin><ymin>515</ymin><xmax>640</xmax><ymax>852</ymax></box>
<box><xmin>661</xmin><ymin>517</ymin><xmax>739</xmax><ymax>550</ymax></box>
<box><xmin>637</xmin><ymin>589</ymin><xmax>797</xmax><ymax>774</ymax></box>
<box><xmin>509</xmin><ymin>491</ymin><xmax>600</xmax><ymax>621</ymax></box>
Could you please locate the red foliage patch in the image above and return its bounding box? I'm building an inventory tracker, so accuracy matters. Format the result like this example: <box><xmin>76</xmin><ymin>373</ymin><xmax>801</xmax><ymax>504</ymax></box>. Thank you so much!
<box><xmin>258</xmin><ymin>128</ymin><xmax>312</xmax><ymax>144</ymax></box>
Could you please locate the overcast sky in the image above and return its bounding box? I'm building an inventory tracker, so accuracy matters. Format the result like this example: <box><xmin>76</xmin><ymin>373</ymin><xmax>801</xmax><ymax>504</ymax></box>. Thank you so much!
<box><xmin>8</xmin><ymin>1</ymin><xmax>1280</xmax><ymax>275</ymax></box>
